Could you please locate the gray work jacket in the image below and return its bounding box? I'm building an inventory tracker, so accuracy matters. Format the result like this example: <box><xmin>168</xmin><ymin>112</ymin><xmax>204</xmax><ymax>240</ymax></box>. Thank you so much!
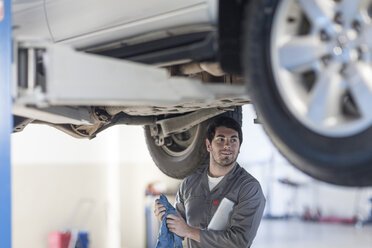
<box><xmin>175</xmin><ymin>163</ymin><xmax>265</xmax><ymax>248</ymax></box>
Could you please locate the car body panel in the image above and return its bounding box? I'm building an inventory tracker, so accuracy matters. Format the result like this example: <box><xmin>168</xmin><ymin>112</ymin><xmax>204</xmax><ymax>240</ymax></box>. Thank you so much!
<box><xmin>12</xmin><ymin>0</ymin><xmax>51</xmax><ymax>40</ymax></box>
<box><xmin>43</xmin><ymin>0</ymin><xmax>217</xmax><ymax>49</ymax></box>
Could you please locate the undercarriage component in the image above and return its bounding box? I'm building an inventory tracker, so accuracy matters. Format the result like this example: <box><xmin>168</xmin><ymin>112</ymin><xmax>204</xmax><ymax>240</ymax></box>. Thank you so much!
<box><xmin>93</xmin><ymin>31</ymin><xmax>218</xmax><ymax>65</ymax></box>
<box><xmin>33</xmin><ymin>122</ymin><xmax>90</xmax><ymax>139</ymax></box>
<box><xmin>12</xmin><ymin>105</ymin><xmax>93</xmax><ymax>125</ymax></box>
<box><xmin>150</xmin><ymin>107</ymin><xmax>228</xmax><ymax>146</ymax></box>
<box><xmin>178</xmin><ymin>62</ymin><xmax>225</xmax><ymax>76</ymax></box>
<box><xmin>13</xmin><ymin>116</ymin><xmax>33</xmax><ymax>133</ymax></box>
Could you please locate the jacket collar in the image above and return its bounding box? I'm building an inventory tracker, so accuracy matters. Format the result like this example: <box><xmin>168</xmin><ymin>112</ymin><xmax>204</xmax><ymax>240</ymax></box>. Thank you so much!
<box><xmin>202</xmin><ymin>162</ymin><xmax>242</xmax><ymax>192</ymax></box>
<box><xmin>205</xmin><ymin>162</ymin><xmax>241</xmax><ymax>178</ymax></box>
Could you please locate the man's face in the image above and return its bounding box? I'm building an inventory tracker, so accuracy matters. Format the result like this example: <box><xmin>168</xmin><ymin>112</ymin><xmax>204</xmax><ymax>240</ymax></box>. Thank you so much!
<box><xmin>206</xmin><ymin>126</ymin><xmax>240</xmax><ymax>168</ymax></box>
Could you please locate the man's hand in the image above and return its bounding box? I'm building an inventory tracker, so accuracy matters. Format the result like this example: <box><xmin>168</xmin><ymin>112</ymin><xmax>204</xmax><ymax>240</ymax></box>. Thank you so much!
<box><xmin>166</xmin><ymin>214</ymin><xmax>201</xmax><ymax>242</ymax></box>
<box><xmin>154</xmin><ymin>200</ymin><xmax>166</xmax><ymax>222</ymax></box>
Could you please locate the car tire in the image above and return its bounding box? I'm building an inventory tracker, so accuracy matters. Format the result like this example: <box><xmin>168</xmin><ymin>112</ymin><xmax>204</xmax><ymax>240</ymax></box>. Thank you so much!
<box><xmin>144</xmin><ymin>107</ymin><xmax>242</xmax><ymax>179</ymax></box>
<box><xmin>242</xmin><ymin>0</ymin><xmax>372</xmax><ymax>186</ymax></box>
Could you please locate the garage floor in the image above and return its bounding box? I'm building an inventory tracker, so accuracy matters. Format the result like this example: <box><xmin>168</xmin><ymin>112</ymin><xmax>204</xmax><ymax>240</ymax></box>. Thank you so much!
<box><xmin>254</xmin><ymin>219</ymin><xmax>372</xmax><ymax>248</ymax></box>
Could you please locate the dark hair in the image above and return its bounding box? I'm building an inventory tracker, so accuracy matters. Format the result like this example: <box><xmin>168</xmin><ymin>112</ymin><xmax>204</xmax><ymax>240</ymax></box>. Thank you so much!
<box><xmin>207</xmin><ymin>116</ymin><xmax>243</xmax><ymax>145</ymax></box>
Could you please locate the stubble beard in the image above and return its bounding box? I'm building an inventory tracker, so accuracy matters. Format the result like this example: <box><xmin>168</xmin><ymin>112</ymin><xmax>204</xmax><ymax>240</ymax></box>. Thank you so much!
<box><xmin>210</xmin><ymin>151</ymin><xmax>239</xmax><ymax>168</ymax></box>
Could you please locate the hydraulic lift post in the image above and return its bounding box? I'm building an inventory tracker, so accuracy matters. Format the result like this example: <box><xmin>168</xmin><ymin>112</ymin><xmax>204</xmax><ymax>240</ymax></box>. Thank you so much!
<box><xmin>0</xmin><ymin>0</ymin><xmax>12</xmax><ymax>247</ymax></box>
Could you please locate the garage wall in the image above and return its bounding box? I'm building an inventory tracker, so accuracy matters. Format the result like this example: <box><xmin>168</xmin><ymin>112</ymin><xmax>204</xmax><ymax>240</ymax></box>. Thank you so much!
<box><xmin>12</xmin><ymin>164</ymin><xmax>107</xmax><ymax>248</ymax></box>
<box><xmin>12</xmin><ymin>125</ymin><xmax>109</xmax><ymax>248</ymax></box>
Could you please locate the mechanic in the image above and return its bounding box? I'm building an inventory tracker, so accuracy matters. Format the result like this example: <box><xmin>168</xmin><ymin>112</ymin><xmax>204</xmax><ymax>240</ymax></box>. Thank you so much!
<box><xmin>154</xmin><ymin>116</ymin><xmax>266</xmax><ymax>247</ymax></box>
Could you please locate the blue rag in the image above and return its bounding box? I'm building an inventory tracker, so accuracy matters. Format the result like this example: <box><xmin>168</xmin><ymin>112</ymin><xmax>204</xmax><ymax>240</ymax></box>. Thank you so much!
<box><xmin>156</xmin><ymin>194</ymin><xmax>183</xmax><ymax>248</ymax></box>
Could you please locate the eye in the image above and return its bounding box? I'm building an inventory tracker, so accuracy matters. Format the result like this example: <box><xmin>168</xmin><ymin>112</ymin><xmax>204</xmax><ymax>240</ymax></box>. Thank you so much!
<box><xmin>231</xmin><ymin>138</ymin><xmax>238</xmax><ymax>143</ymax></box>
<box><xmin>216</xmin><ymin>137</ymin><xmax>224</xmax><ymax>143</ymax></box>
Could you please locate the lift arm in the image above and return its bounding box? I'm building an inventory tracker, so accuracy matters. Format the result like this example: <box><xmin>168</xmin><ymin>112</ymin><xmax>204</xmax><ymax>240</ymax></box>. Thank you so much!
<box><xmin>12</xmin><ymin>38</ymin><xmax>249</xmax><ymax>129</ymax></box>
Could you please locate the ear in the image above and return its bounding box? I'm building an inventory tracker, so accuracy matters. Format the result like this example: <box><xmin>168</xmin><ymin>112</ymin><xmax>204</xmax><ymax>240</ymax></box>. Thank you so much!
<box><xmin>206</xmin><ymin>139</ymin><xmax>212</xmax><ymax>152</ymax></box>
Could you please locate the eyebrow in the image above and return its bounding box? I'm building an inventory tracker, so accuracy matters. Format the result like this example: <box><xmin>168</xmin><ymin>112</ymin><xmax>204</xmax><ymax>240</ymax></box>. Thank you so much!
<box><xmin>215</xmin><ymin>134</ymin><xmax>238</xmax><ymax>138</ymax></box>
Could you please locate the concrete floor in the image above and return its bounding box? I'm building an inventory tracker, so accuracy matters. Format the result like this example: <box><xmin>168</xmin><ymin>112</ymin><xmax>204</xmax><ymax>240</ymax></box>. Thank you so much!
<box><xmin>253</xmin><ymin>219</ymin><xmax>372</xmax><ymax>248</ymax></box>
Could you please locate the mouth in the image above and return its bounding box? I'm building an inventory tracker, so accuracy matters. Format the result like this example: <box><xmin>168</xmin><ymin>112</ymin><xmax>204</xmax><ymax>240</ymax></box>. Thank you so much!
<box><xmin>220</xmin><ymin>151</ymin><xmax>232</xmax><ymax>156</ymax></box>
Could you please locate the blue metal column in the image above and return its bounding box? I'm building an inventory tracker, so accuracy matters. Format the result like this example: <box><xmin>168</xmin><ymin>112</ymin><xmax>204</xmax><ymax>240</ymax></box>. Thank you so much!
<box><xmin>0</xmin><ymin>0</ymin><xmax>12</xmax><ymax>247</ymax></box>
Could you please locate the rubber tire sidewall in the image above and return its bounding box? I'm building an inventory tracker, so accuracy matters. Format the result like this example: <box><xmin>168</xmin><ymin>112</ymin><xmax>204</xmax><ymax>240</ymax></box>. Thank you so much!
<box><xmin>145</xmin><ymin>121</ymin><xmax>210</xmax><ymax>179</ymax></box>
<box><xmin>242</xmin><ymin>0</ymin><xmax>372</xmax><ymax>186</ymax></box>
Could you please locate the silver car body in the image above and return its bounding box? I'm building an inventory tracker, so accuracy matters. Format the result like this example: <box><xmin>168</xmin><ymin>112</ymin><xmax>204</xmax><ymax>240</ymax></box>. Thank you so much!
<box><xmin>12</xmin><ymin>0</ymin><xmax>218</xmax><ymax>49</ymax></box>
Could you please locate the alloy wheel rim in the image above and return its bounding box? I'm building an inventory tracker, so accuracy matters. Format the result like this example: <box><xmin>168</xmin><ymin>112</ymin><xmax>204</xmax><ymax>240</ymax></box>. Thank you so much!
<box><xmin>271</xmin><ymin>0</ymin><xmax>372</xmax><ymax>137</ymax></box>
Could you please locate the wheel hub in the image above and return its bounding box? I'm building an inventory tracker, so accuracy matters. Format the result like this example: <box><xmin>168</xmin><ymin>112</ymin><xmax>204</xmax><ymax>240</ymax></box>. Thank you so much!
<box><xmin>329</xmin><ymin>26</ymin><xmax>365</xmax><ymax>66</ymax></box>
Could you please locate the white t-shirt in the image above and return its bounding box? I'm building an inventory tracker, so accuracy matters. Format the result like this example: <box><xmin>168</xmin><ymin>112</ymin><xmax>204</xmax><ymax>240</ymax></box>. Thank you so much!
<box><xmin>208</xmin><ymin>174</ymin><xmax>224</xmax><ymax>191</ymax></box>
